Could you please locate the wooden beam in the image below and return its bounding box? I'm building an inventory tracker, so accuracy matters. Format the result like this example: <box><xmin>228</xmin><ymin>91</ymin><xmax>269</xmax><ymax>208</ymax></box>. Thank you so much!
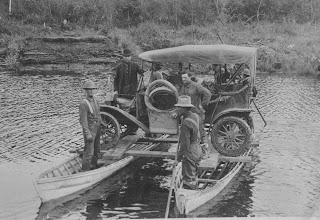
<box><xmin>124</xmin><ymin>150</ymin><xmax>176</xmax><ymax>159</ymax></box>
<box><xmin>102</xmin><ymin>135</ymin><xmax>142</xmax><ymax>160</ymax></box>
<box><xmin>199</xmin><ymin>152</ymin><xmax>220</xmax><ymax>170</ymax></box>
<box><xmin>219</xmin><ymin>155</ymin><xmax>252</xmax><ymax>163</ymax></box>
<box><xmin>198</xmin><ymin>178</ymin><xmax>218</xmax><ymax>183</ymax></box>
<box><xmin>136</xmin><ymin>137</ymin><xmax>178</xmax><ymax>143</ymax></box>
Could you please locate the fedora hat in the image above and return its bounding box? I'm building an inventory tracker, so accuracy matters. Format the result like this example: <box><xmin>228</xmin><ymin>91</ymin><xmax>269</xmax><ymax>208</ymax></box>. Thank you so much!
<box><xmin>174</xmin><ymin>95</ymin><xmax>194</xmax><ymax>107</ymax></box>
<box><xmin>123</xmin><ymin>48</ymin><xmax>132</xmax><ymax>57</ymax></box>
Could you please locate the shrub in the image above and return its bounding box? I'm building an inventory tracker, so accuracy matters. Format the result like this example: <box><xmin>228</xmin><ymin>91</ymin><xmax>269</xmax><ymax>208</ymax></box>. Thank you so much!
<box><xmin>129</xmin><ymin>22</ymin><xmax>170</xmax><ymax>50</ymax></box>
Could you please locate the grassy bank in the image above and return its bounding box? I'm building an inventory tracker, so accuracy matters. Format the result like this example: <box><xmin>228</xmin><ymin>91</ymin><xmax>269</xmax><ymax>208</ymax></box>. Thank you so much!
<box><xmin>1</xmin><ymin>19</ymin><xmax>320</xmax><ymax>74</ymax></box>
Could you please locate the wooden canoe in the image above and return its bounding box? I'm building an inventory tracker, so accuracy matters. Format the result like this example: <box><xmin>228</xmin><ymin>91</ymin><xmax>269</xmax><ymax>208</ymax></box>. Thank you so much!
<box><xmin>34</xmin><ymin>135</ymin><xmax>164</xmax><ymax>203</ymax></box>
<box><xmin>174</xmin><ymin>147</ymin><xmax>253</xmax><ymax>215</ymax></box>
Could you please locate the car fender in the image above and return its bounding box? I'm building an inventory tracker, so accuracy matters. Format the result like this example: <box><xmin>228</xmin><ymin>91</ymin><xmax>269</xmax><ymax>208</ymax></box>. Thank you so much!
<box><xmin>211</xmin><ymin>108</ymin><xmax>253</xmax><ymax>124</ymax></box>
<box><xmin>99</xmin><ymin>104</ymin><xmax>150</xmax><ymax>133</ymax></box>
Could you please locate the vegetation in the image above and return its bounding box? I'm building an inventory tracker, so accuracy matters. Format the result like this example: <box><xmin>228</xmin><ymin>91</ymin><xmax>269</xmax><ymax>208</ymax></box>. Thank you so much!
<box><xmin>1</xmin><ymin>0</ymin><xmax>320</xmax><ymax>74</ymax></box>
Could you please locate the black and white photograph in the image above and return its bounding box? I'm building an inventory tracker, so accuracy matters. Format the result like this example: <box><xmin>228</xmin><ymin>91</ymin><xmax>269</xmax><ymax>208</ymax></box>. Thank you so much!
<box><xmin>1</xmin><ymin>0</ymin><xmax>320</xmax><ymax>219</ymax></box>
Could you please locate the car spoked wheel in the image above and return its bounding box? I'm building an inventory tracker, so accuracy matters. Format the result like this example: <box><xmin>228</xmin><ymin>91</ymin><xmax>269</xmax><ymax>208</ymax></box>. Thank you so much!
<box><xmin>211</xmin><ymin>116</ymin><xmax>251</xmax><ymax>157</ymax></box>
<box><xmin>119</xmin><ymin>123</ymin><xmax>138</xmax><ymax>137</ymax></box>
<box><xmin>100</xmin><ymin>112</ymin><xmax>120</xmax><ymax>150</ymax></box>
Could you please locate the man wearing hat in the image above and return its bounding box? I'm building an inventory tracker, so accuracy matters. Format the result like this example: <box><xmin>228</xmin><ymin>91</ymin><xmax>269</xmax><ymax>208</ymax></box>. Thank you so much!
<box><xmin>114</xmin><ymin>48</ymin><xmax>144</xmax><ymax>98</ymax></box>
<box><xmin>177</xmin><ymin>71</ymin><xmax>211</xmax><ymax>146</ymax></box>
<box><xmin>79</xmin><ymin>79</ymin><xmax>102</xmax><ymax>171</ymax></box>
<box><xmin>241</xmin><ymin>68</ymin><xmax>251</xmax><ymax>85</ymax></box>
<box><xmin>175</xmin><ymin>95</ymin><xmax>203</xmax><ymax>190</ymax></box>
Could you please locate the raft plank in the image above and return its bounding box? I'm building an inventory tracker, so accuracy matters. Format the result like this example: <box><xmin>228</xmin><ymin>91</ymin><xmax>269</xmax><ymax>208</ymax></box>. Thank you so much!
<box><xmin>199</xmin><ymin>152</ymin><xmax>220</xmax><ymax>170</ymax></box>
<box><xmin>136</xmin><ymin>137</ymin><xmax>178</xmax><ymax>143</ymax></box>
<box><xmin>102</xmin><ymin>135</ymin><xmax>142</xmax><ymax>160</ymax></box>
<box><xmin>124</xmin><ymin>150</ymin><xmax>176</xmax><ymax>158</ymax></box>
<box><xmin>198</xmin><ymin>178</ymin><xmax>218</xmax><ymax>183</ymax></box>
<box><xmin>219</xmin><ymin>155</ymin><xmax>252</xmax><ymax>163</ymax></box>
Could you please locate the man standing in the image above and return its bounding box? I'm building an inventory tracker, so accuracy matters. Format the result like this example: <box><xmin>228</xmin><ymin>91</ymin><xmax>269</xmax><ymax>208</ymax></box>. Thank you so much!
<box><xmin>175</xmin><ymin>95</ymin><xmax>203</xmax><ymax>190</ymax></box>
<box><xmin>178</xmin><ymin>71</ymin><xmax>211</xmax><ymax>145</ymax></box>
<box><xmin>79</xmin><ymin>79</ymin><xmax>101</xmax><ymax>171</ymax></box>
<box><xmin>114</xmin><ymin>48</ymin><xmax>144</xmax><ymax>98</ymax></box>
<box><xmin>149</xmin><ymin>62</ymin><xmax>164</xmax><ymax>83</ymax></box>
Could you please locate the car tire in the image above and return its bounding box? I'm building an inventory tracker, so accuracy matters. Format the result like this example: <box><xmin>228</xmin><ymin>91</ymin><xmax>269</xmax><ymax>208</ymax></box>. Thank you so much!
<box><xmin>211</xmin><ymin>116</ymin><xmax>252</xmax><ymax>157</ymax></box>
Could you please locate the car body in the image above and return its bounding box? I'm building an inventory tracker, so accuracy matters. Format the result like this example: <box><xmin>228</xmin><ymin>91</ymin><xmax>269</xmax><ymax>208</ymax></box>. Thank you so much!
<box><xmin>100</xmin><ymin>44</ymin><xmax>258</xmax><ymax>156</ymax></box>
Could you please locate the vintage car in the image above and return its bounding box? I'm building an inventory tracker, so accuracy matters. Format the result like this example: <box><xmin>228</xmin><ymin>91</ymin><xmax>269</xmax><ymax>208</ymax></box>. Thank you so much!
<box><xmin>99</xmin><ymin>44</ymin><xmax>258</xmax><ymax>157</ymax></box>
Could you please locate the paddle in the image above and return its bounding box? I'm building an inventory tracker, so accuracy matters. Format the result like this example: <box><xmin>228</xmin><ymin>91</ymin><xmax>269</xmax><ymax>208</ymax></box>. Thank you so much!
<box><xmin>164</xmin><ymin>133</ymin><xmax>181</xmax><ymax>219</ymax></box>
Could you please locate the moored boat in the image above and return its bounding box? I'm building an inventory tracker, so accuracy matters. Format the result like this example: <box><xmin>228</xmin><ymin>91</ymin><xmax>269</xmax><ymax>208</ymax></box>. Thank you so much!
<box><xmin>34</xmin><ymin>136</ymin><xmax>163</xmax><ymax>203</ymax></box>
<box><xmin>173</xmin><ymin>146</ymin><xmax>253</xmax><ymax>215</ymax></box>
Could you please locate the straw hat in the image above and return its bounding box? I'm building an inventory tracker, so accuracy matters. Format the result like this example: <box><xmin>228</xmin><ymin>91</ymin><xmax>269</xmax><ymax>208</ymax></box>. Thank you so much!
<box><xmin>174</xmin><ymin>95</ymin><xmax>194</xmax><ymax>107</ymax></box>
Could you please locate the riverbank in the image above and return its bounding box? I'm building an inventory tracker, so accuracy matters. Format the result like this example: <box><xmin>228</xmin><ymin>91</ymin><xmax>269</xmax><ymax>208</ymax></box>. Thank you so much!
<box><xmin>1</xmin><ymin>19</ymin><xmax>320</xmax><ymax>74</ymax></box>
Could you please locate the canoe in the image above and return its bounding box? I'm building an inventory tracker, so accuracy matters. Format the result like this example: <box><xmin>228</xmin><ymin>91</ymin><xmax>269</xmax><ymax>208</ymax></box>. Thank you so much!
<box><xmin>34</xmin><ymin>138</ymin><xmax>162</xmax><ymax>203</ymax></box>
<box><xmin>174</xmin><ymin>147</ymin><xmax>253</xmax><ymax>215</ymax></box>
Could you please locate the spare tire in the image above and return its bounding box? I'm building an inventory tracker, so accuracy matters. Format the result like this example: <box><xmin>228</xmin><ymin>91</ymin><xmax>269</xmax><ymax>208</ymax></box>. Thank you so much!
<box><xmin>145</xmin><ymin>79</ymin><xmax>178</xmax><ymax>112</ymax></box>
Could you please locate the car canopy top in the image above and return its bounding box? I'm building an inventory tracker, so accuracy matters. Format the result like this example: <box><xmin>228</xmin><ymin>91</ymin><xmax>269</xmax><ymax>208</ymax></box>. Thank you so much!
<box><xmin>138</xmin><ymin>44</ymin><xmax>257</xmax><ymax>77</ymax></box>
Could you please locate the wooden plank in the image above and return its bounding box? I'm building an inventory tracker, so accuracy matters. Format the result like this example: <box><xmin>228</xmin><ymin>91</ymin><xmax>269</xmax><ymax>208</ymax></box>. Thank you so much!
<box><xmin>124</xmin><ymin>150</ymin><xmax>176</xmax><ymax>158</ymax></box>
<box><xmin>68</xmin><ymin>161</ymin><xmax>78</xmax><ymax>173</ymax></box>
<box><xmin>136</xmin><ymin>137</ymin><xmax>178</xmax><ymax>143</ymax></box>
<box><xmin>198</xmin><ymin>178</ymin><xmax>218</xmax><ymax>183</ymax></box>
<box><xmin>102</xmin><ymin>135</ymin><xmax>142</xmax><ymax>160</ymax></box>
<box><xmin>219</xmin><ymin>155</ymin><xmax>252</xmax><ymax>163</ymax></box>
<box><xmin>63</xmin><ymin>164</ymin><xmax>72</xmax><ymax>175</ymax></box>
<box><xmin>199</xmin><ymin>152</ymin><xmax>220</xmax><ymax>170</ymax></box>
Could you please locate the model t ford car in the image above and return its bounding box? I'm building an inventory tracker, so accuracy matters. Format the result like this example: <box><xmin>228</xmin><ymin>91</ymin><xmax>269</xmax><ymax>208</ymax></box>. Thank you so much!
<box><xmin>99</xmin><ymin>44</ymin><xmax>258</xmax><ymax>157</ymax></box>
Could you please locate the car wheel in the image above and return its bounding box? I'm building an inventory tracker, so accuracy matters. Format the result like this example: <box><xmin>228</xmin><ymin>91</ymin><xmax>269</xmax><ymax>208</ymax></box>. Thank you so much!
<box><xmin>120</xmin><ymin>123</ymin><xmax>138</xmax><ymax>137</ymax></box>
<box><xmin>211</xmin><ymin>116</ymin><xmax>252</xmax><ymax>157</ymax></box>
<box><xmin>100</xmin><ymin>112</ymin><xmax>120</xmax><ymax>150</ymax></box>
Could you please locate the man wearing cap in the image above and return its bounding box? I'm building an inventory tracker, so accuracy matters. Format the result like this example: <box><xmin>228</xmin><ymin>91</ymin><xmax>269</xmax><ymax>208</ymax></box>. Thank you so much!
<box><xmin>177</xmin><ymin>71</ymin><xmax>211</xmax><ymax>144</ymax></box>
<box><xmin>175</xmin><ymin>95</ymin><xmax>203</xmax><ymax>190</ymax></box>
<box><xmin>114</xmin><ymin>48</ymin><xmax>144</xmax><ymax>98</ymax></box>
<box><xmin>79</xmin><ymin>79</ymin><xmax>102</xmax><ymax>171</ymax></box>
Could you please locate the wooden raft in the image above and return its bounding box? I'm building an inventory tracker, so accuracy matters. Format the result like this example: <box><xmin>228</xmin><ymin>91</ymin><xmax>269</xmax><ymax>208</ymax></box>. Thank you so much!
<box><xmin>102</xmin><ymin>135</ymin><xmax>142</xmax><ymax>160</ymax></box>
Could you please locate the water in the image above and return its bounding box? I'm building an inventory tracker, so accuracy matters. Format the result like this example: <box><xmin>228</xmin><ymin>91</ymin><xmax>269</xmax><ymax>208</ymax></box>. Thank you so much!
<box><xmin>1</xmin><ymin>72</ymin><xmax>320</xmax><ymax>219</ymax></box>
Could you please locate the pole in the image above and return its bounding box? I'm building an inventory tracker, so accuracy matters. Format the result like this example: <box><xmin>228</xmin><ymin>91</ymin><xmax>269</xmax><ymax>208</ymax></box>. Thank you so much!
<box><xmin>9</xmin><ymin>0</ymin><xmax>12</xmax><ymax>15</ymax></box>
<box><xmin>252</xmin><ymin>99</ymin><xmax>267</xmax><ymax>126</ymax></box>
<box><xmin>164</xmin><ymin>134</ymin><xmax>181</xmax><ymax>218</ymax></box>
<box><xmin>216</xmin><ymin>31</ymin><xmax>224</xmax><ymax>44</ymax></box>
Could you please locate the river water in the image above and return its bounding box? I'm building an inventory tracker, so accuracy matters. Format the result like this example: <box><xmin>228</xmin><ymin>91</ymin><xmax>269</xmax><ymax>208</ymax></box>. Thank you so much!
<box><xmin>1</xmin><ymin>71</ymin><xmax>320</xmax><ymax>219</ymax></box>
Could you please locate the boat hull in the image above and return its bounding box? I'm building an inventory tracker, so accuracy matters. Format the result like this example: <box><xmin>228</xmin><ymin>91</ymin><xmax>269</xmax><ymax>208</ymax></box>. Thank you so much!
<box><xmin>174</xmin><ymin>148</ymin><xmax>252</xmax><ymax>214</ymax></box>
<box><xmin>34</xmin><ymin>156</ymin><xmax>133</xmax><ymax>203</ymax></box>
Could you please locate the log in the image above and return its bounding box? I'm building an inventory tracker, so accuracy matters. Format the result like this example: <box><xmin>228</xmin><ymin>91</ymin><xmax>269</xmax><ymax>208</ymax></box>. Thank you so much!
<box><xmin>31</xmin><ymin>36</ymin><xmax>112</xmax><ymax>43</ymax></box>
